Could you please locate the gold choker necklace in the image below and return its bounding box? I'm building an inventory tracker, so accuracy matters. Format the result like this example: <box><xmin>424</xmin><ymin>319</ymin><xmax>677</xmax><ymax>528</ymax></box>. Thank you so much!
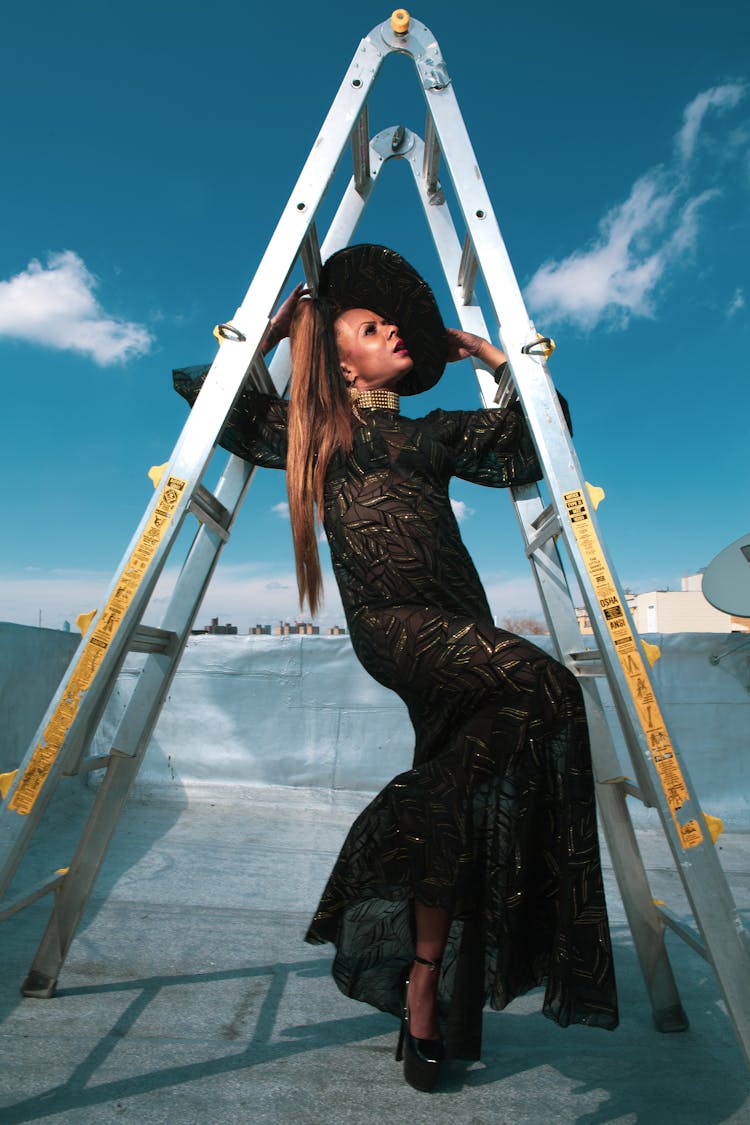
<box><xmin>349</xmin><ymin>387</ymin><xmax>400</xmax><ymax>414</ymax></box>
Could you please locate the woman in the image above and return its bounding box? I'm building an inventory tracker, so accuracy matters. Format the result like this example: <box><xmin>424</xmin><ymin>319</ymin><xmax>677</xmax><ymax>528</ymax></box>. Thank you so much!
<box><xmin>175</xmin><ymin>244</ymin><xmax>618</xmax><ymax>1093</ymax></box>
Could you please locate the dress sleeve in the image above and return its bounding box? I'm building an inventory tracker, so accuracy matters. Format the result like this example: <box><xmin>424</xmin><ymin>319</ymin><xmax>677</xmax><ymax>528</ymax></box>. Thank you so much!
<box><xmin>173</xmin><ymin>365</ymin><xmax>288</xmax><ymax>470</ymax></box>
<box><xmin>422</xmin><ymin>395</ymin><xmax>571</xmax><ymax>488</ymax></box>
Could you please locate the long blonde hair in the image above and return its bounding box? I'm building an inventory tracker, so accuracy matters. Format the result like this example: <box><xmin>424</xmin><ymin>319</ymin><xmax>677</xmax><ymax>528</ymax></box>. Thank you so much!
<box><xmin>287</xmin><ymin>298</ymin><xmax>352</xmax><ymax>616</ymax></box>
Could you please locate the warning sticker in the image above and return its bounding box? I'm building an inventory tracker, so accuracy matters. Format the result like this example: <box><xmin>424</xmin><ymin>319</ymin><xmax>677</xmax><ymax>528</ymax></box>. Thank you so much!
<box><xmin>8</xmin><ymin>476</ymin><xmax>187</xmax><ymax>816</ymax></box>
<box><xmin>562</xmin><ymin>488</ymin><xmax>703</xmax><ymax>850</ymax></box>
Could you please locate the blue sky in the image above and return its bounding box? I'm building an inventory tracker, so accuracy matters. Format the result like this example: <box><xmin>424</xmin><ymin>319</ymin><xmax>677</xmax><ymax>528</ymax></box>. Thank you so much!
<box><xmin>1</xmin><ymin>0</ymin><xmax>748</xmax><ymax>631</ymax></box>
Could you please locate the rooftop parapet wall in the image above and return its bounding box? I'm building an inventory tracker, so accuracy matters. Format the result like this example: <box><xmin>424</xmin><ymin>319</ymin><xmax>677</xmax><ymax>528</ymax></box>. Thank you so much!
<box><xmin>3</xmin><ymin>623</ymin><xmax>749</xmax><ymax>826</ymax></box>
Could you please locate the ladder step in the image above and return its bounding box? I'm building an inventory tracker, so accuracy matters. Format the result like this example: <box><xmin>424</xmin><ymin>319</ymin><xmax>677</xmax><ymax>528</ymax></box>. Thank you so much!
<box><xmin>189</xmin><ymin>485</ymin><xmax>231</xmax><ymax>542</ymax></box>
<box><xmin>525</xmin><ymin>504</ymin><xmax>562</xmax><ymax>555</ymax></box>
<box><xmin>493</xmin><ymin>364</ymin><xmax>515</xmax><ymax>408</ymax></box>
<box><xmin>73</xmin><ymin>755</ymin><xmax>112</xmax><ymax>774</ymax></box>
<box><xmin>301</xmin><ymin>222</ymin><xmax>322</xmax><ymax>291</ymax></box>
<box><xmin>621</xmin><ymin>778</ymin><xmax>645</xmax><ymax>802</ymax></box>
<box><xmin>0</xmin><ymin>871</ymin><xmax>66</xmax><ymax>922</ymax></box>
<box><xmin>457</xmin><ymin>234</ymin><xmax>478</xmax><ymax>305</ymax></box>
<box><xmin>130</xmin><ymin>624</ymin><xmax>179</xmax><ymax>655</ymax></box>
<box><xmin>63</xmin><ymin>754</ymin><xmax>111</xmax><ymax>777</ymax></box>
<box><xmin>422</xmin><ymin>113</ymin><xmax>440</xmax><ymax>195</ymax></box>
<box><xmin>352</xmin><ymin>105</ymin><xmax>371</xmax><ymax>192</ymax></box>
<box><xmin>569</xmin><ymin>649</ymin><xmax>605</xmax><ymax>677</ymax></box>
<box><xmin>655</xmin><ymin>904</ymin><xmax>708</xmax><ymax>961</ymax></box>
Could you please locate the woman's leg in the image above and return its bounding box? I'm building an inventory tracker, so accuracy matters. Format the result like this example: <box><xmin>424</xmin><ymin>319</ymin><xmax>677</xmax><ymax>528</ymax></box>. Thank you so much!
<box><xmin>408</xmin><ymin>901</ymin><xmax>451</xmax><ymax>1039</ymax></box>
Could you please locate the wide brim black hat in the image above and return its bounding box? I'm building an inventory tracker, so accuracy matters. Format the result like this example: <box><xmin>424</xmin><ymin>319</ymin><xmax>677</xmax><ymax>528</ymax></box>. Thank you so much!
<box><xmin>317</xmin><ymin>244</ymin><xmax>447</xmax><ymax>396</ymax></box>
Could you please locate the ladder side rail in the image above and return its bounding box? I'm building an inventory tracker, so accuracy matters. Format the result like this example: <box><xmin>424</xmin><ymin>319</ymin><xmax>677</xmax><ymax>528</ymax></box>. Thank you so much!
<box><xmin>511</xmin><ymin>487</ymin><xmax>653</xmax><ymax>791</ymax></box>
<box><xmin>416</xmin><ymin>64</ymin><xmax>720</xmax><ymax>839</ymax></box>
<box><xmin>18</xmin><ymin>325</ymin><xmax>296</xmax><ymax>989</ymax></box>
<box><xmin>20</xmin><ymin>452</ymin><xmax>260</xmax><ymax>997</ymax></box>
<box><xmin>399</xmin><ymin>134</ymin><xmax>687</xmax><ymax>1029</ymax></box>
<box><xmin>510</xmin><ymin>487</ymin><xmax>688</xmax><ymax>1028</ymax></box>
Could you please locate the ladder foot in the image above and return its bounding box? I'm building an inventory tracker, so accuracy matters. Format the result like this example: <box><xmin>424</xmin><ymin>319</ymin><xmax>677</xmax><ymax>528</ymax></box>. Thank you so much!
<box><xmin>653</xmin><ymin>1003</ymin><xmax>690</xmax><ymax>1034</ymax></box>
<box><xmin>21</xmin><ymin>969</ymin><xmax>58</xmax><ymax>999</ymax></box>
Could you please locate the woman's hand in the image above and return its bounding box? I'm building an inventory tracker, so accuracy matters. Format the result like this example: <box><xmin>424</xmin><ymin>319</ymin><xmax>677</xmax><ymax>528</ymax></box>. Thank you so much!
<box><xmin>262</xmin><ymin>283</ymin><xmax>307</xmax><ymax>353</ymax></box>
<box><xmin>446</xmin><ymin>328</ymin><xmax>506</xmax><ymax>370</ymax></box>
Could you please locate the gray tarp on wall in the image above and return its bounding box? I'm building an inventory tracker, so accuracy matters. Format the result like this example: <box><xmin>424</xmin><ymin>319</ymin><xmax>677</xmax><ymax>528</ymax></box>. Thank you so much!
<box><xmin>3</xmin><ymin>623</ymin><xmax>748</xmax><ymax>826</ymax></box>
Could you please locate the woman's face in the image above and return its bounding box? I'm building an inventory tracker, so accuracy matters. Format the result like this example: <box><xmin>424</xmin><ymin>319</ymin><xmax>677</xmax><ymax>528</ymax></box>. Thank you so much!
<box><xmin>334</xmin><ymin>308</ymin><xmax>414</xmax><ymax>391</ymax></box>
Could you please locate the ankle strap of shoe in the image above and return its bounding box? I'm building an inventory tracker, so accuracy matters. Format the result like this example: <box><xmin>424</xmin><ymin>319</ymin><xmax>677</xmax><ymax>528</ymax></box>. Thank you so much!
<box><xmin>414</xmin><ymin>956</ymin><xmax>442</xmax><ymax>971</ymax></box>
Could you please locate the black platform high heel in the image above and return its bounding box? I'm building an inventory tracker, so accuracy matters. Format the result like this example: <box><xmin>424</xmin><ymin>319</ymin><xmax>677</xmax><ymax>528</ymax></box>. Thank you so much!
<box><xmin>395</xmin><ymin>955</ymin><xmax>444</xmax><ymax>1093</ymax></box>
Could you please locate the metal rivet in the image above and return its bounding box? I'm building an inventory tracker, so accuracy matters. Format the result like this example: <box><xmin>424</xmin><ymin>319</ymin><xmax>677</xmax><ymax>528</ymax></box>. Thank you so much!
<box><xmin>476</xmin><ymin>210</ymin><xmax>486</xmax><ymax>219</ymax></box>
<box><xmin>296</xmin><ymin>202</ymin><xmax>306</xmax><ymax>212</ymax></box>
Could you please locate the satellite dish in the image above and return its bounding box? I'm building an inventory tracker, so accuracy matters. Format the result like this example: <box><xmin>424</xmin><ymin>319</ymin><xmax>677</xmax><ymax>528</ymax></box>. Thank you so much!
<box><xmin>702</xmin><ymin>532</ymin><xmax>750</xmax><ymax>616</ymax></box>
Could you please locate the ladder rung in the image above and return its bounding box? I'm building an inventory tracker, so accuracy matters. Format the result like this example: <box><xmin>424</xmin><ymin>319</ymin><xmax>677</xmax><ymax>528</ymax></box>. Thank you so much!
<box><xmin>130</xmin><ymin>624</ymin><xmax>179</xmax><ymax>655</ymax></box>
<box><xmin>189</xmin><ymin>485</ymin><xmax>231</xmax><ymax>542</ymax></box>
<box><xmin>621</xmin><ymin>778</ymin><xmax>644</xmax><ymax>802</ymax></box>
<box><xmin>0</xmin><ymin>872</ymin><xmax>66</xmax><ymax>922</ymax></box>
<box><xmin>352</xmin><ymin>105</ymin><xmax>371</xmax><ymax>192</ymax></box>
<box><xmin>301</xmin><ymin>223</ymin><xmax>322</xmax><ymax>291</ymax></box>
<box><xmin>569</xmin><ymin>649</ymin><xmax>605</xmax><ymax>677</ymax></box>
<box><xmin>619</xmin><ymin>776</ymin><xmax>657</xmax><ymax>809</ymax></box>
<box><xmin>247</xmin><ymin>354</ymin><xmax>277</xmax><ymax>396</ymax></box>
<box><xmin>422</xmin><ymin>113</ymin><xmax>440</xmax><ymax>195</ymax></box>
<box><xmin>457</xmin><ymin>234</ymin><xmax>478</xmax><ymax>305</ymax></box>
<box><xmin>525</xmin><ymin>505</ymin><xmax>562</xmax><ymax>555</ymax></box>
<box><xmin>63</xmin><ymin>754</ymin><xmax>110</xmax><ymax>777</ymax></box>
<box><xmin>493</xmin><ymin>367</ymin><xmax>515</xmax><ymax>408</ymax></box>
<box><xmin>655</xmin><ymin>905</ymin><xmax>708</xmax><ymax>961</ymax></box>
<box><xmin>75</xmin><ymin>755</ymin><xmax>111</xmax><ymax>774</ymax></box>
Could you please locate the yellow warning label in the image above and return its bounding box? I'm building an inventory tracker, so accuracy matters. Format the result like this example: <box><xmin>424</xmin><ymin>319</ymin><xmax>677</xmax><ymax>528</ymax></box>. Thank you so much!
<box><xmin>8</xmin><ymin>476</ymin><xmax>187</xmax><ymax>816</ymax></box>
<box><xmin>562</xmin><ymin>488</ymin><xmax>703</xmax><ymax>850</ymax></box>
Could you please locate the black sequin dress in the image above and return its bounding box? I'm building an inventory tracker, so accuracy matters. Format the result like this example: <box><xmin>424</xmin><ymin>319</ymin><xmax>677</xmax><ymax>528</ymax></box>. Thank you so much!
<box><xmin>174</xmin><ymin>369</ymin><xmax>619</xmax><ymax>1056</ymax></box>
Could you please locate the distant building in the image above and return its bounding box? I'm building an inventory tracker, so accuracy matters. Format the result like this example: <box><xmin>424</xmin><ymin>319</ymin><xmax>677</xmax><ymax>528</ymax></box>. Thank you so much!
<box><xmin>248</xmin><ymin>624</ymin><xmax>271</xmax><ymax>635</ymax></box>
<box><xmin>576</xmin><ymin>574</ymin><xmax>750</xmax><ymax>634</ymax></box>
<box><xmin>193</xmin><ymin>617</ymin><xmax>238</xmax><ymax>636</ymax></box>
<box><xmin>272</xmin><ymin>621</ymin><xmax>320</xmax><ymax>636</ymax></box>
<box><xmin>326</xmin><ymin>624</ymin><xmax>348</xmax><ymax>635</ymax></box>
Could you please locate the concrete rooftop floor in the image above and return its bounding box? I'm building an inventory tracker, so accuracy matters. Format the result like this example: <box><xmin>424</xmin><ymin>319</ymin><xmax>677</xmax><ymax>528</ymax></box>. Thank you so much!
<box><xmin>1</xmin><ymin>780</ymin><xmax>749</xmax><ymax>1124</ymax></box>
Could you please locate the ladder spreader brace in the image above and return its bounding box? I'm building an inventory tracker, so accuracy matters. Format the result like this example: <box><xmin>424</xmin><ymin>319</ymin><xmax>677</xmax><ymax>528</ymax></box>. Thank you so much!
<box><xmin>1</xmin><ymin>10</ymin><xmax>748</xmax><ymax>1068</ymax></box>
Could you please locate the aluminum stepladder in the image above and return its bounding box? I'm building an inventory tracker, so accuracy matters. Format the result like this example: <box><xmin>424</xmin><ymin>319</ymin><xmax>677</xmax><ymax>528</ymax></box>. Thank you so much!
<box><xmin>1</xmin><ymin>9</ymin><xmax>748</xmax><ymax>1068</ymax></box>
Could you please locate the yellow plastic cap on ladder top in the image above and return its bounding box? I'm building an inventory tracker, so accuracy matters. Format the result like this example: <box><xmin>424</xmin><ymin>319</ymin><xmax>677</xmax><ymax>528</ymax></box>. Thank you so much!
<box><xmin>148</xmin><ymin>462</ymin><xmax>169</xmax><ymax>490</ymax></box>
<box><xmin>585</xmin><ymin>482</ymin><xmax>605</xmax><ymax>511</ymax></box>
<box><xmin>0</xmin><ymin>769</ymin><xmax>18</xmax><ymax>800</ymax></box>
<box><xmin>76</xmin><ymin>609</ymin><xmax>98</xmax><ymax>636</ymax></box>
<box><xmin>391</xmin><ymin>9</ymin><xmax>410</xmax><ymax>34</ymax></box>
<box><xmin>641</xmin><ymin>639</ymin><xmax>661</xmax><ymax>667</ymax></box>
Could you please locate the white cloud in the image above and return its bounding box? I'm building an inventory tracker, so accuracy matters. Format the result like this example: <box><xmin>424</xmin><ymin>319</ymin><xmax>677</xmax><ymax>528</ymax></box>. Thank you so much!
<box><xmin>271</xmin><ymin>501</ymin><xmax>290</xmax><ymax>519</ymax></box>
<box><xmin>727</xmin><ymin>288</ymin><xmax>745</xmax><ymax>318</ymax></box>
<box><xmin>0</xmin><ymin>250</ymin><xmax>152</xmax><ymax>365</ymax></box>
<box><xmin>676</xmin><ymin>83</ymin><xmax>746</xmax><ymax>164</ymax></box>
<box><xmin>525</xmin><ymin>84</ymin><xmax>747</xmax><ymax>331</ymax></box>
<box><xmin>451</xmin><ymin>498</ymin><xmax>474</xmax><ymax>523</ymax></box>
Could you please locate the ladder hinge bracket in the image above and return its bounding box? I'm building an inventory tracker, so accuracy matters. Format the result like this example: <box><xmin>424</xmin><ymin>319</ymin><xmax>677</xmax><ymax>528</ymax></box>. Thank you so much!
<box><xmin>379</xmin><ymin>21</ymin><xmax>451</xmax><ymax>90</ymax></box>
